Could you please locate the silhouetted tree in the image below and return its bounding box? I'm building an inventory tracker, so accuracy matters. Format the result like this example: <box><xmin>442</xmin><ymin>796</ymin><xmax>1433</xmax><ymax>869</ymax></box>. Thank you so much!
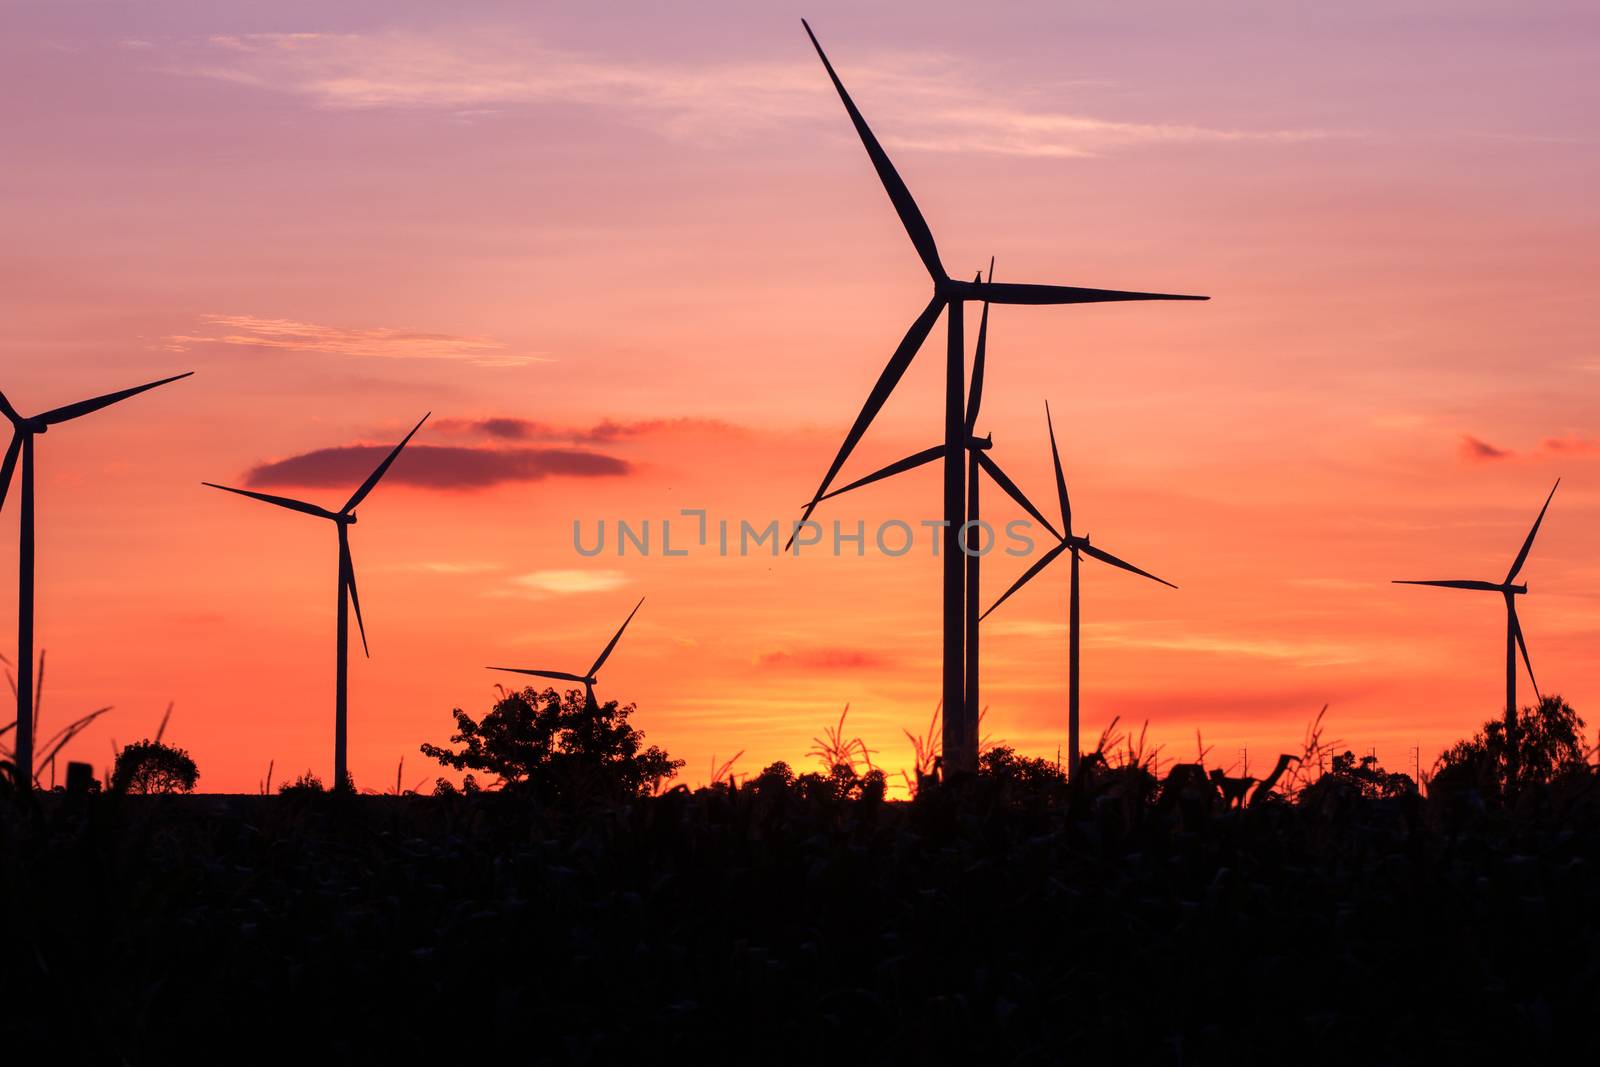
<box><xmin>754</xmin><ymin>760</ymin><xmax>795</xmax><ymax>788</ymax></box>
<box><xmin>1433</xmin><ymin>694</ymin><xmax>1589</xmax><ymax>801</ymax></box>
<box><xmin>1302</xmin><ymin>749</ymin><xmax>1414</xmax><ymax>804</ymax></box>
<box><xmin>110</xmin><ymin>740</ymin><xmax>198</xmax><ymax>795</ymax></box>
<box><xmin>420</xmin><ymin>686</ymin><xmax>682</xmax><ymax>797</ymax></box>
<box><xmin>980</xmin><ymin>745</ymin><xmax>1070</xmax><ymax>793</ymax></box>
<box><xmin>787</xmin><ymin>761</ymin><xmax>887</xmax><ymax>804</ymax></box>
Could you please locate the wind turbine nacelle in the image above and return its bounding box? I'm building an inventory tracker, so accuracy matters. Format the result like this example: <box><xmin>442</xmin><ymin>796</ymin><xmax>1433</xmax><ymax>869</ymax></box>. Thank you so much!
<box><xmin>340</xmin><ymin>512</ymin><xmax>358</xmax><ymax>526</ymax></box>
<box><xmin>1508</xmin><ymin>583</ymin><xmax>1528</xmax><ymax>595</ymax></box>
<box><xmin>22</xmin><ymin>418</ymin><xmax>48</xmax><ymax>434</ymax></box>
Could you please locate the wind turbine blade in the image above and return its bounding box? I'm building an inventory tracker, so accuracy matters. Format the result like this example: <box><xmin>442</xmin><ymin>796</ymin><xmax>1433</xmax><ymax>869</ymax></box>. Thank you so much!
<box><xmin>343</xmin><ymin>412</ymin><xmax>430</xmax><ymax>513</ymax></box>
<box><xmin>801</xmin><ymin>20</ymin><xmax>945</xmax><ymax>282</ymax></box>
<box><xmin>487</xmin><ymin>667</ymin><xmax>589</xmax><ymax>683</ymax></box>
<box><xmin>976</xmin><ymin>281</ymin><xmax>1207</xmax><ymax>306</ymax></box>
<box><xmin>1391</xmin><ymin>579</ymin><xmax>1503</xmax><ymax>592</ymax></box>
<box><xmin>976</xmin><ymin>452</ymin><xmax>1061</xmax><ymax>541</ymax></box>
<box><xmin>818</xmin><ymin>445</ymin><xmax>942</xmax><ymax>503</ymax></box>
<box><xmin>981</xmin><ymin>539</ymin><xmax>1070</xmax><ymax>620</ymax></box>
<box><xmin>589</xmin><ymin>596</ymin><xmax>645</xmax><ymax>678</ymax></box>
<box><xmin>36</xmin><ymin>372</ymin><xmax>193</xmax><ymax>425</ymax></box>
<box><xmin>0</xmin><ymin>388</ymin><xmax>16</xmax><ymax>422</ymax></box>
<box><xmin>964</xmin><ymin>273</ymin><xmax>990</xmax><ymax>434</ymax></box>
<box><xmin>203</xmin><ymin>482</ymin><xmax>334</xmax><ymax>520</ymax></box>
<box><xmin>1079</xmin><ymin>541</ymin><xmax>1177</xmax><ymax>589</ymax></box>
<box><xmin>341</xmin><ymin>534</ymin><xmax>369</xmax><ymax>658</ymax></box>
<box><xmin>1510</xmin><ymin>603</ymin><xmax>1540</xmax><ymax>703</ymax></box>
<box><xmin>1505</xmin><ymin>479</ymin><xmax>1560</xmax><ymax>584</ymax></box>
<box><xmin>0</xmin><ymin>432</ymin><xmax>19</xmax><ymax>515</ymax></box>
<box><xmin>1043</xmin><ymin>400</ymin><xmax>1071</xmax><ymax>536</ymax></box>
<box><xmin>791</xmin><ymin>295</ymin><xmax>944</xmax><ymax>546</ymax></box>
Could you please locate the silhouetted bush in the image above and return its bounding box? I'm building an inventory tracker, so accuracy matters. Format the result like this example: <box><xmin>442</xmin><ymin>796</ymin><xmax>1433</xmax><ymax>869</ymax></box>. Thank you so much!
<box><xmin>278</xmin><ymin>770</ymin><xmax>325</xmax><ymax>796</ymax></box>
<box><xmin>1299</xmin><ymin>749</ymin><xmax>1415</xmax><ymax>807</ymax></box>
<box><xmin>110</xmin><ymin>739</ymin><xmax>197</xmax><ymax>795</ymax></box>
<box><xmin>790</xmin><ymin>761</ymin><xmax>886</xmax><ymax>803</ymax></box>
<box><xmin>980</xmin><ymin>744</ymin><xmax>1070</xmax><ymax>792</ymax></box>
<box><xmin>420</xmin><ymin>686</ymin><xmax>682</xmax><ymax>798</ymax></box>
<box><xmin>429</xmin><ymin>773</ymin><xmax>481</xmax><ymax>796</ymax></box>
<box><xmin>754</xmin><ymin>760</ymin><xmax>795</xmax><ymax>788</ymax></box>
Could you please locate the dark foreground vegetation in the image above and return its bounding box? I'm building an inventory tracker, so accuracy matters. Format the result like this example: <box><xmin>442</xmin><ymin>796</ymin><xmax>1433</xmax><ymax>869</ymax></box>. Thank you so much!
<box><xmin>2</xmin><ymin>694</ymin><xmax>1599</xmax><ymax>1064</ymax></box>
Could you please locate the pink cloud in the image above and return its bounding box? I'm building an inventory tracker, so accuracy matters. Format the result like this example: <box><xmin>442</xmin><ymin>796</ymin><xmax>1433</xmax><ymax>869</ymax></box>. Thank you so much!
<box><xmin>433</xmin><ymin>416</ymin><xmax>742</xmax><ymax>444</ymax></box>
<box><xmin>756</xmin><ymin>648</ymin><xmax>890</xmax><ymax>671</ymax></box>
<box><xmin>1539</xmin><ymin>433</ymin><xmax>1600</xmax><ymax>455</ymax></box>
<box><xmin>1459</xmin><ymin>435</ymin><xmax>1513</xmax><ymax>462</ymax></box>
<box><xmin>244</xmin><ymin>443</ymin><xmax>630</xmax><ymax>491</ymax></box>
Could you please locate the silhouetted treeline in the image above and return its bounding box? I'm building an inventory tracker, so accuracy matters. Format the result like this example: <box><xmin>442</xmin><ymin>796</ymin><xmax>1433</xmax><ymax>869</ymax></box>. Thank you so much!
<box><xmin>2</xmin><ymin>699</ymin><xmax>1597</xmax><ymax>1064</ymax></box>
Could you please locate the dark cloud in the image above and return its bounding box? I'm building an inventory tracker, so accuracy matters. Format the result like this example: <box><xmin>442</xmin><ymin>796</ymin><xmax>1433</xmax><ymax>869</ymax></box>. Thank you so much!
<box><xmin>756</xmin><ymin>648</ymin><xmax>889</xmax><ymax>671</ymax></box>
<box><xmin>245</xmin><ymin>444</ymin><xmax>630</xmax><ymax>491</ymax></box>
<box><xmin>434</xmin><ymin>416</ymin><xmax>740</xmax><ymax>444</ymax></box>
<box><xmin>1539</xmin><ymin>434</ymin><xmax>1600</xmax><ymax>455</ymax></box>
<box><xmin>477</xmin><ymin>417</ymin><xmax>550</xmax><ymax>440</ymax></box>
<box><xmin>1459</xmin><ymin>435</ymin><xmax>1512</xmax><ymax>463</ymax></box>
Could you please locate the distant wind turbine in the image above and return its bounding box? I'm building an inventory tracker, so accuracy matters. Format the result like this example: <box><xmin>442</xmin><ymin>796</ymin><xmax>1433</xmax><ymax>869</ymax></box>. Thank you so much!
<box><xmin>204</xmin><ymin>413</ymin><xmax>429</xmax><ymax>790</ymax></box>
<box><xmin>488</xmin><ymin>596</ymin><xmax>645</xmax><ymax>724</ymax></box>
<box><xmin>1</xmin><ymin>371</ymin><xmax>193</xmax><ymax>793</ymax></box>
<box><xmin>1393</xmin><ymin>479</ymin><xmax>1559</xmax><ymax>763</ymax></box>
<box><xmin>982</xmin><ymin>401</ymin><xmax>1176</xmax><ymax>778</ymax></box>
<box><xmin>810</xmin><ymin>272</ymin><xmax>1063</xmax><ymax>738</ymax></box>
<box><xmin>792</xmin><ymin>20</ymin><xmax>1206</xmax><ymax>773</ymax></box>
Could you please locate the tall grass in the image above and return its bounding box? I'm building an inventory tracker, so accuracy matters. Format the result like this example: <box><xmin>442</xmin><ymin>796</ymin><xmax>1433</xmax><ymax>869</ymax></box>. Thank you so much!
<box><xmin>2</xmin><ymin>650</ymin><xmax>113</xmax><ymax>788</ymax></box>
<box><xmin>808</xmin><ymin>703</ymin><xmax>877</xmax><ymax>775</ymax></box>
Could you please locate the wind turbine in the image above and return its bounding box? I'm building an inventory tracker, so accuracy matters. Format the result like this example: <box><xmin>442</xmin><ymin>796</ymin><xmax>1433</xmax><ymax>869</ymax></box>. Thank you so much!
<box><xmin>1</xmin><ymin>371</ymin><xmax>193</xmax><ymax>793</ymax></box>
<box><xmin>792</xmin><ymin>20</ymin><xmax>1206</xmax><ymax>773</ymax></box>
<box><xmin>204</xmin><ymin>413</ymin><xmax>429</xmax><ymax>790</ymax></box>
<box><xmin>809</xmin><ymin>273</ymin><xmax>1064</xmax><ymax>745</ymax></box>
<box><xmin>982</xmin><ymin>401</ymin><xmax>1176</xmax><ymax>778</ymax></box>
<box><xmin>488</xmin><ymin>597</ymin><xmax>646</xmax><ymax>729</ymax></box>
<box><xmin>1393</xmin><ymin>479</ymin><xmax>1559</xmax><ymax>765</ymax></box>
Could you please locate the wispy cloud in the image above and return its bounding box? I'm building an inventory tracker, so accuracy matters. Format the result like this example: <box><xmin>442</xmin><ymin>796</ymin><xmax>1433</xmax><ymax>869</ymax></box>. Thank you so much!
<box><xmin>434</xmin><ymin>415</ymin><xmax>742</xmax><ymax>444</ymax></box>
<box><xmin>1460</xmin><ymin>434</ymin><xmax>1513</xmax><ymax>463</ymax></box>
<box><xmin>1539</xmin><ymin>433</ymin><xmax>1600</xmax><ymax>456</ymax></box>
<box><xmin>756</xmin><ymin>647</ymin><xmax>890</xmax><ymax>670</ymax></box>
<box><xmin>1284</xmin><ymin>577</ymin><xmax>1374</xmax><ymax>592</ymax></box>
<box><xmin>511</xmin><ymin>569</ymin><xmax>628</xmax><ymax>595</ymax></box>
<box><xmin>396</xmin><ymin>561</ymin><xmax>504</xmax><ymax>575</ymax></box>
<box><xmin>164</xmin><ymin>314</ymin><xmax>542</xmax><ymax>367</ymax></box>
<box><xmin>1456</xmin><ymin>431</ymin><xmax>1600</xmax><ymax>464</ymax></box>
<box><xmin>984</xmin><ymin>618</ymin><xmax>1069</xmax><ymax>638</ymax></box>
<box><xmin>165</xmin><ymin>31</ymin><xmax>1336</xmax><ymax>159</ymax></box>
<box><xmin>1088</xmin><ymin>622</ymin><xmax>1364</xmax><ymax>667</ymax></box>
<box><xmin>243</xmin><ymin>443</ymin><xmax>629</xmax><ymax>491</ymax></box>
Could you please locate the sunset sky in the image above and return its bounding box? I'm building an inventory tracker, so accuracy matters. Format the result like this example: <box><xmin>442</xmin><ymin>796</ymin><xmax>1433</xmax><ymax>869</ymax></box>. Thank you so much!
<box><xmin>3</xmin><ymin>1</ymin><xmax>1597</xmax><ymax>792</ymax></box>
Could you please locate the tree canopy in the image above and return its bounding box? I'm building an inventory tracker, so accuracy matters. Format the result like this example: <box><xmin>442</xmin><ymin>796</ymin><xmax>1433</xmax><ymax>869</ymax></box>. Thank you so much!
<box><xmin>421</xmin><ymin>687</ymin><xmax>682</xmax><ymax>798</ymax></box>
<box><xmin>111</xmin><ymin>740</ymin><xmax>198</xmax><ymax>795</ymax></box>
